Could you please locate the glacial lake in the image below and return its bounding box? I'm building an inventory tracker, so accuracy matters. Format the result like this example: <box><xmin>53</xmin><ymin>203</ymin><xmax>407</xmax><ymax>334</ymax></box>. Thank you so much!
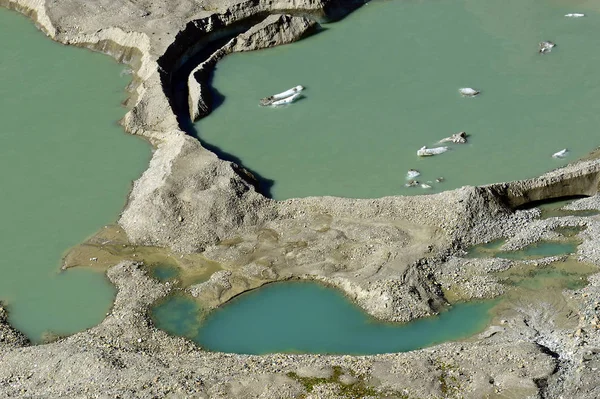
<box><xmin>3</xmin><ymin>0</ymin><xmax>599</xmax><ymax>350</ymax></box>
<box><xmin>152</xmin><ymin>282</ymin><xmax>495</xmax><ymax>355</ymax></box>
<box><xmin>151</xmin><ymin>238</ymin><xmax>591</xmax><ymax>355</ymax></box>
<box><xmin>195</xmin><ymin>0</ymin><xmax>600</xmax><ymax>199</ymax></box>
<box><xmin>0</xmin><ymin>8</ymin><xmax>148</xmax><ymax>341</ymax></box>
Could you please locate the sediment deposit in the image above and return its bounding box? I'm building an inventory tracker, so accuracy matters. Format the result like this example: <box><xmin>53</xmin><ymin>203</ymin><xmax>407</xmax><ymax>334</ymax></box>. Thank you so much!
<box><xmin>2</xmin><ymin>0</ymin><xmax>600</xmax><ymax>397</ymax></box>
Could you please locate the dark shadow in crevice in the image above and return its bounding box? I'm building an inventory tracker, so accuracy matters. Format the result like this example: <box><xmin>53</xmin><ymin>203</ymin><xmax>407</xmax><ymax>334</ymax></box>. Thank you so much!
<box><xmin>163</xmin><ymin>25</ymin><xmax>328</xmax><ymax>200</ymax></box>
<box><xmin>179</xmin><ymin>113</ymin><xmax>276</xmax><ymax>199</ymax></box>
<box><xmin>514</xmin><ymin>195</ymin><xmax>590</xmax><ymax>211</ymax></box>
<box><xmin>155</xmin><ymin>2</ymin><xmax>369</xmax><ymax>199</ymax></box>
<box><xmin>170</xmin><ymin>35</ymin><xmax>233</xmax><ymax>126</ymax></box>
<box><xmin>157</xmin><ymin>16</ymin><xmax>265</xmax><ymax>125</ymax></box>
<box><xmin>173</xmin><ymin>44</ymin><xmax>276</xmax><ymax>197</ymax></box>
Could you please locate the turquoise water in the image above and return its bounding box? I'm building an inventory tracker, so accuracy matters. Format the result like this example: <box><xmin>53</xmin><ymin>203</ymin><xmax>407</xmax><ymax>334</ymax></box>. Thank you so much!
<box><xmin>0</xmin><ymin>9</ymin><xmax>148</xmax><ymax>341</ymax></box>
<box><xmin>502</xmin><ymin>263</ymin><xmax>592</xmax><ymax>291</ymax></box>
<box><xmin>152</xmin><ymin>282</ymin><xmax>495</xmax><ymax>355</ymax></box>
<box><xmin>467</xmin><ymin>239</ymin><xmax>577</xmax><ymax>259</ymax></box>
<box><xmin>498</xmin><ymin>241</ymin><xmax>577</xmax><ymax>259</ymax></box>
<box><xmin>151</xmin><ymin>264</ymin><xmax>180</xmax><ymax>282</ymax></box>
<box><xmin>466</xmin><ymin>239</ymin><xmax>506</xmax><ymax>258</ymax></box>
<box><xmin>536</xmin><ymin>198</ymin><xmax>600</xmax><ymax>218</ymax></box>
<box><xmin>196</xmin><ymin>0</ymin><xmax>600</xmax><ymax>199</ymax></box>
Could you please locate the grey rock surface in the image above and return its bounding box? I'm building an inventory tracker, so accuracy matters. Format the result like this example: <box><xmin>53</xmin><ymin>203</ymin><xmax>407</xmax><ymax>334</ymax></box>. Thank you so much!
<box><xmin>0</xmin><ymin>305</ymin><xmax>29</xmax><ymax>351</ymax></box>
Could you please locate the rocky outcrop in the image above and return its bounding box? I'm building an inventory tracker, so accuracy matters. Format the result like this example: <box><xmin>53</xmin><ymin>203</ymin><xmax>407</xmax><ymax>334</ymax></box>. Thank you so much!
<box><xmin>188</xmin><ymin>14</ymin><xmax>317</xmax><ymax>120</ymax></box>
<box><xmin>0</xmin><ymin>304</ymin><xmax>29</xmax><ymax>351</ymax></box>
<box><xmin>0</xmin><ymin>0</ymin><xmax>56</xmax><ymax>36</ymax></box>
<box><xmin>119</xmin><ymin>134</ymin><xmax>277</xmax><ymax>252</ymax></box>
<box><xmin>486</xmin><ymin>158</ymin><xmax>600</xmax><ymax>209</ymax></box>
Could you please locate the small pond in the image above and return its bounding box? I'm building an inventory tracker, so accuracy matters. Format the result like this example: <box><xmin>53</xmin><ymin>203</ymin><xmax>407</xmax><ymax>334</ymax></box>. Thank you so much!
<box><xmin>152</xmin><ymin>282</ymin><xmax>495</xmax><ymax>355</ymax></box>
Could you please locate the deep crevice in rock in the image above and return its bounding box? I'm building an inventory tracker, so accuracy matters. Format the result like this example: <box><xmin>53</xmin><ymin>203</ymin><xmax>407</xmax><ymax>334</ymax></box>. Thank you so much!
<box><xmin>486</xmin><ymin>172</ymin><xmax>600</xmax><ymax>210</ymax></box>
<box><xmin>515</xmin><ymin>195</ymin><xmax>590</xmax><ymax>211</ymax></box>
<box><xmin>155</xmin><ymin>13</ymin><xmax>305</xmax><ymax>198</ymax></box>
<box><xmin>152</xmin><ymin>2</ymin><xmax>365</xmax><ymax>197</ymax></box>
<box><xmin>535</xmin><ymin>342</ymin><xmax>560</xmax><ymax>360</ymax></box>
<box><xmin>533</xmin><ymin>343</ymin><xmax>561</xmax><ymax>399</ymax></box>
<box><xmin>534</xmin><ymin>377</ymin><xmax>550</xmax><ymax>399</ymax></box>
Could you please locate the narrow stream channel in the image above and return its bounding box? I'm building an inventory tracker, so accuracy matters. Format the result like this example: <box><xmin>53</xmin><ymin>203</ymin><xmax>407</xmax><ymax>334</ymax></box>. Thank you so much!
<box><xmin>466</xmin><ymin>239</ymin><xmax>579</xmax><ymax>259</ymax></box>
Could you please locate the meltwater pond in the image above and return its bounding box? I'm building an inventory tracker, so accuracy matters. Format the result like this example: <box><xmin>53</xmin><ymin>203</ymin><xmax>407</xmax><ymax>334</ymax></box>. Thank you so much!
<box><xmin>196</xmin><ymin>0</ymin><xmax>600</xmax><ymax>199</ymax></box>
<box><xmin>467</xmin><ymin>239</ymin><xmax>578</xmax><ymax>259</ymax></box>
<box><xmin>152</xmin><ymin>282</ymin><xmax>495</xmax><ymax>355</ymax></box>
<box><xmin>0</xmin><ymin>9</ymin><xmax>148</xmax><ymax>340</ymax></box>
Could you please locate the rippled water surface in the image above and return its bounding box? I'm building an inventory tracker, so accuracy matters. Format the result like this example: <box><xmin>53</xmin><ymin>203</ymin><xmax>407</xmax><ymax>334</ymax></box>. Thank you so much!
<box><xmin>196</xmin><ymin>0</ymin><xmax>600</xmax><ymax>199</ymax></box>
<box><xmin>0</xmin><ymin>9</ymin><xmax>148</xmax><ymax>340</ymax></box>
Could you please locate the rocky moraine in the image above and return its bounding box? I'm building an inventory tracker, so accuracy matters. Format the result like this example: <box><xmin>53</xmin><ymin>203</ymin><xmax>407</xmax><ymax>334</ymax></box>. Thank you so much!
<box><xmin>2</xmin><ymin>0</ymin><xmax>600</xmax><ymax>397</ymax></box>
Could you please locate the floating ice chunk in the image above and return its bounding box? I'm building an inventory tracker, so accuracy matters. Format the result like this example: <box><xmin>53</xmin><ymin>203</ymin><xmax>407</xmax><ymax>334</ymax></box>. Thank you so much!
<box><xmin>459</xmin><ymin>88</ymin><xmax>480</xmax><ymax>97</ymax></box>
<box><xmin>260</xmin><ymin>85</ymin><xmax>304</xmax><ymax>106</ymax></box>
<box><xmin>539</xmin><ymin>41</ymin><xmax>556</xmax><ymax>54</ymax></box>
<box><xmin>439</xmin><ymin>131</ymin><xmax>468</xmax><ymax>144</ymax></box>
<box><xmin>421</xmin><ymin>183</ymin><xmax>432</xmax><ymax>189</ymax></box>
<box><xmin>406</xmin><ymin>169</ymin><xmax>421</xmax><ymax>179</ymax></box>
<box><xmin>417</xmin><ymin>146</ymin><xmax>449</xmax><ymax>157</ymax></box>
<box><xmin>565</xmin><ymin>13</ymin><xmax>585</xmax><ymax>18</ymax></box>
<box><xmin>270</xmin><ymin>92</ymin><xmax>302</xmax><ymax>106</ymax></box>
<box><xmin>552</xmin><ymin>149</ymin><xmax>569</xmax><ymax>159</ymax></box>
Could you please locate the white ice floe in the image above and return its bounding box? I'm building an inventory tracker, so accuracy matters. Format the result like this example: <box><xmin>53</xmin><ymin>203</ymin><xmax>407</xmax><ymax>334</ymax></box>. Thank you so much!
<box><xmin>539</xmin><ymin>41</ymin><xmax>556</xmax><ymax>54</ymax></box>
<box><xmin>565</xmin><ymin>13</ymin><xmax>585</xmax><ymax>18</ymax></box>
<box><xmin>406</xmin><ymin>169</ymin><xmax>421</xmax><ymax>179</ymax></box>
<box><xmin>260</xmin><ymin>85</ymin><xmax>304</xmax><ymax>106</ymax></box>
<box><xmin>420</xmin><ymin>183</ymin><xmax>432</xmax><ymax>189</ymax></box>
<box><xmin>439</xmin><ymin>131</ymin><xmax>468</xmax><ymax>144</ymax></box>
<box><xmin>270</xmin><ymin>92</ymin><xmax>302</xmax><ymax>106</ymax></box>
<box><xmin>459</xmin><ymin>88</ymin><xmax>480</xmax><ymax>97</ymax></box>
<box><xmin>417</xmin><ymin>146</ymin><xmax>449</xmax><ymax>157</ymax></box>
<box><xmin>552</xmin><ymin>149</ymin><xmax>569</xmax><ymax>159</ymax></box>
